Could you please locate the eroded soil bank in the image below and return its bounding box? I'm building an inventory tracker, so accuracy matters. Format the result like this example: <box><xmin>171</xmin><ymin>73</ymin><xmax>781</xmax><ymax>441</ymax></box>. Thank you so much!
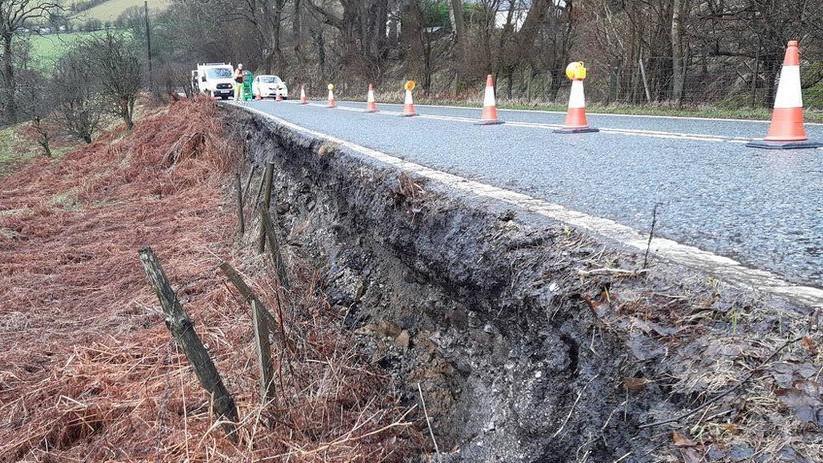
<box><xmin>227</xmin><ymin>106</ymin><xmax>822</xmax><ymax>463</ymax></box>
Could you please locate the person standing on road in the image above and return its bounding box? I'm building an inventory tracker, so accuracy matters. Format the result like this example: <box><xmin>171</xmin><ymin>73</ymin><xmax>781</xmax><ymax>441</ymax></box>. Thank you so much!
<box><xmin>233</xmin><ymin>64</ymin><xmax>245</xmax><ymax>101</ymax></box>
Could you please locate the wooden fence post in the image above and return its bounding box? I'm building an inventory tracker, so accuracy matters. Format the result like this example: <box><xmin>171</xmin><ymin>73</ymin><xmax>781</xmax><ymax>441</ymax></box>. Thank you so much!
<box><xmin>252</xmin><ymin>299</ymin><xmax>276</xmax><ymax>403</ymax></box>
<box><xmin>241</xmin><ymin>165</ymin><xmax>256</xmax><ymax>206</ymax></box>
<box><xmin>219</xmin><ymin>262</ymin><xmax>284</xmax><ymax>342</ymax></box>
<box><xmin>250</xmin><ymin>166</ymin><xmax>266</xmax><ymax>218</ymax></box>
<box><xmin>138</xmin><ymin>246</ymin><xmax>239</xmax><ymax>440</ymax></box>
<box><xmin>257</xmin><ymin>162</ymin><xmax>274</xmax><ymax>253</ymax></box>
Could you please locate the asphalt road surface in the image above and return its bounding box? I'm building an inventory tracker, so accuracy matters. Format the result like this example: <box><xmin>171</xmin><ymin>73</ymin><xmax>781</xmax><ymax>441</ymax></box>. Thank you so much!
<box><xmin>244</xmin><ymin>99</ymin><xmax>823</xmax><ymax>288</ymax></box>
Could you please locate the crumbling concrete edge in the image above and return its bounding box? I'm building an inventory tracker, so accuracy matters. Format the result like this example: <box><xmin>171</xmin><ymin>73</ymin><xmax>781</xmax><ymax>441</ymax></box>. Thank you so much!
<box><xmin>229</xmin><ymin>102</ymin><xmax>822</xmax><ymax>309</ymax></box>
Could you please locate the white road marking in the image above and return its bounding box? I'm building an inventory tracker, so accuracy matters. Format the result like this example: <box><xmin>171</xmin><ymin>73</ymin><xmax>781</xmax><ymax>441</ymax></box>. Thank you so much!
<box><xmin>335</xmin><ymin>99</ymin><xmax>823</xmax><ymax>126</ymax></box>
<box><xmin>233</xmin><ymin>102</ymin><xmax>823</xmax><ymax>308</ymax></box>
<box><xmin>298</xmin><ymin>100</ymin><xmax>758</xmax><ymax>144</ymax></box>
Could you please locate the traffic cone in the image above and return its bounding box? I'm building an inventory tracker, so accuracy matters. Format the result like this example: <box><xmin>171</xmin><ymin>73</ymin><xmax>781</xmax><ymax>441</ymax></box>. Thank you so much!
<box><xmin>276</xmin><ymin>91</ymin><xmax>283</xmax><ymax>101</ymax></box>
<box><xmin>554</xmin><ymin>62</ymin><xmax>598</xmax><ymax>134</ymax></box>
<box><xmin>747</xmin><ymin>40</ymin><xmax>821</xmax><ymax>149</ymax></box>
<box><xmin>327</xmin><ymin>84</ymin><xmax>336</xmax><ymax>108</ymax></box>
<box><xmin>401</xmin><ymin>81</ymin><xmax>417</xmax><ymax>117</ymax></box>
<box><xmin>300</xmin><ymin>85</ymin><xmax>308</xmax><ymax>105</ymax></box>
<box><xmin>477</xmin><ymin>74</ymin><xmax>503</xmax><ymax>125</ymax></box>
<box><xmin>366</xmin><ymin>84</ymin><xmax>379</xmax><ymax>113</ymax></box>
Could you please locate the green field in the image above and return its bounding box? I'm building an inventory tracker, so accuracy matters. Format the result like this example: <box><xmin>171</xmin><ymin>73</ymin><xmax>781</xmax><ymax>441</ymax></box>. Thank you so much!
<box><xmin>29</xmin><ymin>32</ymin><xmax>93</xmax><ymax>69</ymax></box>
<box><xmin>73</xmin><ymin>0</ymin><xmax>170</xmax><ymax>22</ymax></box>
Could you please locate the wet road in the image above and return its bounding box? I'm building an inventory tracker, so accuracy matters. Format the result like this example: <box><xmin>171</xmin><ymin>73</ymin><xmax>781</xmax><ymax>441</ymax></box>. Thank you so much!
<box><xmin>243</xmin><ymin>99</ymin><xmax>823</xmax><ymax>288</ymax></box>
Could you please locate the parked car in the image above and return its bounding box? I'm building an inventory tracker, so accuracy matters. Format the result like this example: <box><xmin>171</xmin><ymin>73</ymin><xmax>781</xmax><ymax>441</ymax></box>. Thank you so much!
<box><xmin>252</xmin><ymin>75</ymin><xmax>288</xmax><ymax>99</ymax></box>
<box><xmin>192</xmin><ymin>63</ymin><xmax>235</xmax><ymax>100</ymax></box>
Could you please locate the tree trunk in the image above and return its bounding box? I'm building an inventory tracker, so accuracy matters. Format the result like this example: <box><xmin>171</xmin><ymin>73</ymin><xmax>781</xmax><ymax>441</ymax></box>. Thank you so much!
<box><xmin>33</xmin><ymin>117</ymin><xmax>52</xmax><ymax>157</ymax></box>
<box><xmin>273</xmin><ymin>0</ymin><xmax>285</xmax><ymax>72</ymax></box>
<box><xmin>2</xmin><ymin>34</ymin><xmax>17</xmax><ymax>124</ymax></box>
<box><xmin>670</xmin><ymin>0</ymin><xmax>685</xmax><ymax>104</ymax></box>
<box><xmin>293</xmin><ymin>0</ymin><xmax>303</xmax><ymax>67</ymax></box>
<box><xmin>446</xmin><ymin>0</ymin><xmax>466</xmax><ymax>91</ymax></box>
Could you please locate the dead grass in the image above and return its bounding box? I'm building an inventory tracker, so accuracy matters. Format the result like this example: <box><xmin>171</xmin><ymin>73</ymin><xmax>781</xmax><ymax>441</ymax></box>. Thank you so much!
<box><xmin>0</xmin><ymin>98</ymin><xmax>424</xmax><ymax>461</ymax></box>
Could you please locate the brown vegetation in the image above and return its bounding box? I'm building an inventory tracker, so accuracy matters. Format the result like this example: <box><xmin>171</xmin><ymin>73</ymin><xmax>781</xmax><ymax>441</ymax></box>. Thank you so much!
<box><xmin>0</xmin><ymin>99</ymin><xmax>423</xmax><ymax>461</ymax></box>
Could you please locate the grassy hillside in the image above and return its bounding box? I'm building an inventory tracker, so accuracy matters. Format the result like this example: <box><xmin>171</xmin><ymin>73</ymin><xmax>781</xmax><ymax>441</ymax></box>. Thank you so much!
<box><xmin>73</xmin><ymin>0</ymin><xmax>170</xmax><ymax>22</ymax></box>
<box><xmin>29</xmin><ymin>32</ymin><xmax>93</xmax><ymax>69</ymax></box>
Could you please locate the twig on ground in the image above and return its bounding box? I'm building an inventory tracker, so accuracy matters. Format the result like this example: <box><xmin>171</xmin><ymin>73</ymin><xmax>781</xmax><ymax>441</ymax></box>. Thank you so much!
<box><xmin>551</xmin><ymin>374</ymin><xmax>599</xmax><ymax>439</ymax></box>
<box><xmin>578</xmin><ymin>268</ymin><xmax>648</xmax><ymax>277</ymax></box>
<box><xmin>418</xmin><ymin>382</ymin><xmax>439</xmax><ymax>455</ymax></box>
<box><xmin>643</xmin><ymin>203</ymin><xmax>662</xmax><ymax>270</ymax></box>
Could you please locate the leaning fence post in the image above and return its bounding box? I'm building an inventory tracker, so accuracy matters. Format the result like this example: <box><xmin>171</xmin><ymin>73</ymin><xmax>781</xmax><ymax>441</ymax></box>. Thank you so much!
<box><xmin>241</xmin><ymin>165</ymin><xmax>256</xmax><ymax>206</ymax></box>
<box><xmin>252</xmin><ymin>299</ymin><xmax>276</xmax><ymax>403</ymax></box>
<box><xmin>139</xmin><ymin>246</ymin><xmax>239</xmax><ymax>440</ymax></box>
<box><xmin>219</xmin><ymin>261</ymin><xmax>284</xmax><ymax>342</ymax></box>
<box><xmin>257</xmin><ymin>162</ymin><xmax>274</xmax><ymax>253</ymax></box>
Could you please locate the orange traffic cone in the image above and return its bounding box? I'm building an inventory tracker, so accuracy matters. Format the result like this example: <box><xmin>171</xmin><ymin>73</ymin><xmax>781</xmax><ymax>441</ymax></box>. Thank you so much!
<box><xmin>327</xmin><ymin>84</ymin><xmax>336</xmax><ymax>108</ymax></box>
<box><xmin>748</xmin><ymin>41</ymin><xmax>821</xmax><ymax>149</ymax></box>
<box><xmin>366</xmin><ymin>84</ymin><xmax>379</xmax><ymax>113</ymax></box>
<box><xmin>477</xmin><ymin>74</ymin><xmax>503</xmax><ymax>125</ymax></box>
<box><xmin>255</xmin><ymin>92</ymin><xmax>262</xmax><ymax>101</ymax></box>
<box><xmin>300</xmin><ymin>85</ymin><xmax>308</xmax><ymax>104</ymax></box>
<box><xmin>554</xmin><ymin>62</ymin><xmax>598</xmax><ymax>134</ymax></box>
<box><xmin>276</xmin><ymin>91</ymin><xmax>283</xmax><ymax>101</ymax></box>
<box><xmin>401</xmin><ymin>81</ymin><xmax>417</xmax><ymax>117</ymax></box>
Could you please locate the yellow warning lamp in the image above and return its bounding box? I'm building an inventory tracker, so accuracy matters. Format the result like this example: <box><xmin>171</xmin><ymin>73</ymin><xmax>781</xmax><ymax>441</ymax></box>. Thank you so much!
<box><xmin>404</xmin><ymin>80</ymin><xmax>416</xmax><ymax>91</ymax></box>
<box><xmin>327</xmin><ymin>83</ymin><xmax>334</xmax><ymax>91</ymax></box>
<box><xmin>565</xmin><ymin>62</ymin><xmax>587</xmax><ymax>81</ymax></box>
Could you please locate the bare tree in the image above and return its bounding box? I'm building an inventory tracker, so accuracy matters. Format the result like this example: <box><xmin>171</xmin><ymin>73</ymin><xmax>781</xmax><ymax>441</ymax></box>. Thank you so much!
<box><xmin>80</xmin><ymin>32</ymin><xmax>142</xmax><ymax>130</ymax></box>
<box><xmin>52</xmin><ymin>50</ymin><xmax>104</xmax><ymax>143</ymax></box>
<box><xmin>17</xmin><ymin>69</ymin><xmax>55</xmax><ymax>156</ymax></box>
<box><xmin>307</xmin><ymin>0</ymin><xmax>390</xmax><ymax>82</ymax></box>
<box><xmin>0</xmin><ymin>0</ymin><xmax>60</xmax><ymax>123</ymax></box>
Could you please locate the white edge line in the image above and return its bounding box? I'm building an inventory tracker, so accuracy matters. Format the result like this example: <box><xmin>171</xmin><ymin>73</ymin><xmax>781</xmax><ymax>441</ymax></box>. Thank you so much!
<box><xmin>287</xmin><ymin>100</ymin><xmax>823</xmax><ymax>149</ymax></box>
<box><xmin>297</xmin><ymin>101</ymin><xmax>757</xmax><ymax>144</ymax></box>
<box><xmin>335</xmin><ymin>99</ymin><xmax>823</xmax><ymax>126</ymax></box>
<box><xmin>232</xmin><ymin>102</ymin><xmax>823</xmax><ymax>308</ymax></box>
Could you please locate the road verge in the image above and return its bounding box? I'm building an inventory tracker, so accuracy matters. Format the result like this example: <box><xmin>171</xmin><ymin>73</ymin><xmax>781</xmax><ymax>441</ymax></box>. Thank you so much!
<box><xmin>226</xmin><ymin>103</ymin><xmax>823</xmax><ymax>462</ymax></box>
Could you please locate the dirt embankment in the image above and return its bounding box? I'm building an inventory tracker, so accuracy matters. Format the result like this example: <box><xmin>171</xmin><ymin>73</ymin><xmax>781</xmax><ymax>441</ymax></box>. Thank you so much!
<box><xmin>228</xmin><ymin>106</ymin><xmax>823</xmax><ymax>463</ymax></box>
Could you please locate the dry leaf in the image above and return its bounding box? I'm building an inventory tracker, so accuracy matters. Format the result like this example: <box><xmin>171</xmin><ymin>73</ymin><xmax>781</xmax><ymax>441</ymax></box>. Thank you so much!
<box><xmin>623</xmin><ymin>377</ymin><xmax>649</xmax><ymax>392</ymax></box>
<box><xmin>672</xmin><ymin>431</ymin><xmax>697</xmax><ymax>447</ymax></box>
<box><xmin>800</xmin><ymin>336</ymin><xmax>818</xmax><ymax>355</ymax></box>
<box><xmin>720</xmin><ymin>423</ymin><xmax>740</xmax><ymax>435</ymax></box>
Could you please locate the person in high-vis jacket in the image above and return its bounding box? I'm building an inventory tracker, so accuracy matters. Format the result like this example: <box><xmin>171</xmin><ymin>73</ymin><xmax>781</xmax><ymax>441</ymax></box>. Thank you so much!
<box><xmin>233</xmin><ymin>64</ymin><xmax>245</xmax><ymax>101</ymax></box>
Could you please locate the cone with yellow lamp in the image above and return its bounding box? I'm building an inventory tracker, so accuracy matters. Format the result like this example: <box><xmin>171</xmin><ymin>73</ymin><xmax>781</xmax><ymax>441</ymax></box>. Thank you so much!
<box><xmin>300</xmin><ymin>85</ymin><xmax>308</xmax><ymax>105</ymax></box>
<box><xmin>477</xmin><ymin>74</ymin><xmax>503</xmax><ymax>125</ymax></box>
<box><xmin>401</xmin><ymin>80</ymin><xmax>417</xmax><ymax>117</ymax></box>
<box><xmin>747</xmin><ymin>41</ymin><xmax>821</xmax><ymax>149</ymax></box>
<box><xmin>327</xmin><ymin>84</ymin><xmax>336</xmax><ymax>108</ymax></box>
<box><xmin>554</xmin><ymin>62</ymin><xmax>599</xmax><ymax>134</ymax></box>
<box><xmin>366</xmin><ymin>84</ymin><xmax>379</xmax><ymax>113</ymax></box>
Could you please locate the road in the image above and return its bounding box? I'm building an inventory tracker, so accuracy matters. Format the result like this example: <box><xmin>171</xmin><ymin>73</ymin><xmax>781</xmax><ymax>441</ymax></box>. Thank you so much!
<box><xmin>242</xmin><ymin>99</ymin><xmax>823</xmax><ymax>289</ymax></box>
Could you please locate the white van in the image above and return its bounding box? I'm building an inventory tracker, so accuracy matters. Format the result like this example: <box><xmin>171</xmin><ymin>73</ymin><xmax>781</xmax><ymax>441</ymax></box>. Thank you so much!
<box><xmin>191</xmin><ymin>63</ymin><xmax>235</xmax><ymax>100</ymax></box>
